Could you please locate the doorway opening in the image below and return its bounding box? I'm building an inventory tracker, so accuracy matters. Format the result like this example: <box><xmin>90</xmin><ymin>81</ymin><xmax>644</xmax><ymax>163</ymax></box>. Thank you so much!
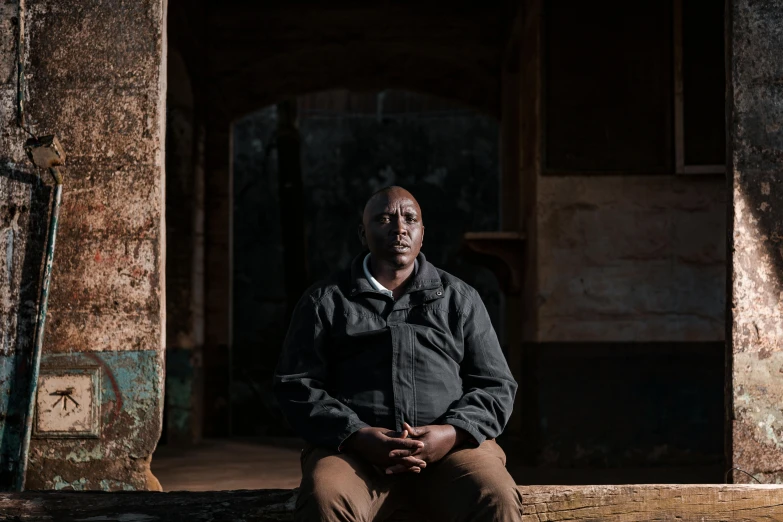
<box><xmin>153</xmin><ymin>0</ymin><xmax>729</xmax><ymax>492</ymax></box>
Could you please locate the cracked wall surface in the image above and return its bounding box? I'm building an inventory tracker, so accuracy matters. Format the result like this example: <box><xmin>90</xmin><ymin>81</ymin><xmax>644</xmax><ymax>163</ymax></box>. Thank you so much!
<box><xmin>537</xmin><ymin>175</ymin><xmax>726</xmax><ymax>342</ymax></box>
<box><xmin>0</xmin><ymin>0</ymin><xmax>165</xmax><ymax>490</ymax></box>
<box><xmin>728</xmin><ymin>0</ymin><xmax>783</xmax><ymax>483</ymax></box>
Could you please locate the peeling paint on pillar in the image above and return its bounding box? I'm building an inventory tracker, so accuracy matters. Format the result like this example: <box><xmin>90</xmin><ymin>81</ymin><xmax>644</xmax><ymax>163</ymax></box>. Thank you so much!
<box><xmin>0</xmin><ymin>0</ymin><xmax>165</xmax><ymax>490</ymax></box>
<box><xmin>728</xmin><ymin>0</ymin><xmax>783</xmax><ymax>483</ymax></box>
<box><xmin>24</xmin><ymin>351</ymin><xmax>163</xmax><ymax>491</ymax></box>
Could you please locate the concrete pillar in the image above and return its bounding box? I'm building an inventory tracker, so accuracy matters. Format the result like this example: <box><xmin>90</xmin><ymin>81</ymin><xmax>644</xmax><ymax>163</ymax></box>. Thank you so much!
<box><xmin>203</xmin><ymin>113</ymin><xmax>232</xmax><ymax>437</ymax></box>
<box><xmin>0</xmin><ymin>0</ymin><xmax>166</xmax><ymax>490</ymax></box>
<box><xmin>517</xmin><ymin>0</ymin><xmax>543</xmax><ymax>458</ymax></box>
<box><xmin>519</xmin><ymin>0</ymin><xmax>542</xmax><ymax>345</ymax></box>
<box><xmin>164</xmin><ymin>49</ymin><xmax>204</xmax><ymax>446</ymax></box>
<box><xmin>727</xmin><ymin>0</ymin><xmax>783</xmax><ymax>483</ymax></box>
<box><xmin>499</xmin><ymin>65</ymin><xmax>525</xmax><ymax>437</ymax></box>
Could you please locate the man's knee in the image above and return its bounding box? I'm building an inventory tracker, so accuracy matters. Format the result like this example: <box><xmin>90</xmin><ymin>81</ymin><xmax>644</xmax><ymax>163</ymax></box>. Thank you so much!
<box><xmin>476</xmin><ymin>485</ymin><xmax>523</xmax><ymax>520</ymax></box>
<box><xmin>297</xmin><ymin>449</ymin><xmax>375</xmax><ymax>519</ymax></box>
<box><xmin>297</xmin><ymin>466</ymin><xmax>377</xmax><ymax>522</ymax></box>
<box><xmin>299</xmin><ymin>481</ymin><xmax>349</xmax><ymax>511</ymax></box>
<box><xmin>297</xmin><ymin>481</ymin><xmax>371</xmax><ymax>522</ymax></box>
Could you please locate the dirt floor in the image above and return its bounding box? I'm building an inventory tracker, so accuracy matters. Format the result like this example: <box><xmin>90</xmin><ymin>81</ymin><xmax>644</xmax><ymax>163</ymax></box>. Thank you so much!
<box><xmin>152</xmin><ymin>438</ymin><xmax>303</xmax><ymax>491</ymax></box>
<box><xmin>151</xmin><ymin>438</ymin><xmax>724</xmax><ymax>491</ymax></box>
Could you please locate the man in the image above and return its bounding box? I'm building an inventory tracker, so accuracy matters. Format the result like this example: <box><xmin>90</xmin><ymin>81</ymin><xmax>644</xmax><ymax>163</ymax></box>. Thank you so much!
<box><xmin>274</xmin><ymin>186</ymin><xmax>521</xmax><ymax>521</ymax></box>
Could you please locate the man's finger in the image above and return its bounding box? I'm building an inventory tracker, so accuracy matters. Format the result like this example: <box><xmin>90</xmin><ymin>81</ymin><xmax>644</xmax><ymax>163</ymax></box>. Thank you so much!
<box><xmin>402</xmin><ymin>421</ymin><xmax>422</xmax><ymax>437</ymax></box>
<box><xmin>387</xmin><ymin>437</ymin><xmax>424</xmax><ymax>451</ymax></box>
<box><xmin>402</xmin><ymin>422</ymin><xmax>428</xmax><ymax>437</ymax></box>
<box><xmin>389</xmin><ymin>448</ymin><xmax>423</xmax><ymax>458</ymax></box>
<box><xmin>397</xmin><ymin>456</ymin><xmax>426</xmax><ymax>468</ymax></box>
<box><xmin>387</xmin><ymin>453</ymin><xmax>427</xmax><ymax>466</ymax></box>
<box><xmin>384</xmin><ymin>429</ymin><xmax>409</xmax><ymax>439</ymax></box>
<box><xmin>384</xmin><ymin>433</ymin><xmax>424</xmax><ymax>448</ymax></box>
<box><xmin>385</xmin><ymin>464</ymin><xmax>421</xmax><ymax>474</ymax></box>
<box><xmin>389</xmin><ymin>449</ymin><xmax>411</xmax><ymax>458</ymax></box>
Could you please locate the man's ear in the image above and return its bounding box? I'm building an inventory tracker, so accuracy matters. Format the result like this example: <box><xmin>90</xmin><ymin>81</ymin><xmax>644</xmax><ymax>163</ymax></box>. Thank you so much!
<box><xmin>358</xmin><ymin>224</ymin><xmax>367</xmax><ymax>247</ymax></box>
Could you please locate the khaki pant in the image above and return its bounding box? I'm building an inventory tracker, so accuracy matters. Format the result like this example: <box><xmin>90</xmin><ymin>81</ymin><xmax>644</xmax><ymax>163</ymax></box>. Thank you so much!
<box><xmin>296</xmin><ymin>439</ymin><xmax>523</xmax><ymax>522</ymax></box>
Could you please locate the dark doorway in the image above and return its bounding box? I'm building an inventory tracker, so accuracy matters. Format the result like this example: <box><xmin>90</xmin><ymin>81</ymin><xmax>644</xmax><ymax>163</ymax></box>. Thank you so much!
<box><xmin>230</xmin><ymin>89</ymin><xmax>504</xmax><ymax>437</ymax></box>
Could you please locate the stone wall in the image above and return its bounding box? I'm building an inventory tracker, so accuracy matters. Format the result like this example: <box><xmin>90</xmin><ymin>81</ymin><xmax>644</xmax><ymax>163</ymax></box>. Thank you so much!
<box><xmin>728</xmin><ymin>0</ymin><xmax>783</xmax><ymax>484</ymax></box>
<box><xmin>537</xmin><ymin>175</ymin><xmax>726</xmax><ymax>342</ymax></box>
<box><xmin>0</xmin><ymin>0</ymin><xmax>165</xmax><ymax>490</ymax></box>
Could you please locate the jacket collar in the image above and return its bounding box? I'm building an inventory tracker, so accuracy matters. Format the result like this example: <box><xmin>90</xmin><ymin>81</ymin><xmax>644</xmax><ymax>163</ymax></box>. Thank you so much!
<box><xmin>349</xmin><ymin>251</ymin><xmax>442</xmax><ymax>298</ymax></box>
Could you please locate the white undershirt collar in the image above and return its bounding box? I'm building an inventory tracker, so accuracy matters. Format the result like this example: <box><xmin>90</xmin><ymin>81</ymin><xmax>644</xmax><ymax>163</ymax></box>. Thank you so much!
<box><xmin>363</xmin><ymin>253</ymin><xmax>394</xmax><ymax>298</ymax></box>
<box><xmin>363</xmin><ymin>253</ymin><xmax>418</xmax><ymax>299</ymax></box>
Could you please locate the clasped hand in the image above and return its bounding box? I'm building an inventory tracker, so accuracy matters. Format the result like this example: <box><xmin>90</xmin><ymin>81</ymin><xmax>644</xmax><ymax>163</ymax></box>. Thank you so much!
<box><xmin>344</xmin><ymin>422</ymin><xmax>464</xmax><ymax>475</ymax></box>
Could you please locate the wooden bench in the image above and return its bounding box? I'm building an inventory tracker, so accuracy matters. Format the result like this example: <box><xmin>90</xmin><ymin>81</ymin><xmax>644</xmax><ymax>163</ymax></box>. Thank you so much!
<box><xmin>1</xmin><ymin>485</ymin><xmax>782</xmax><ymax>521</ymax></box>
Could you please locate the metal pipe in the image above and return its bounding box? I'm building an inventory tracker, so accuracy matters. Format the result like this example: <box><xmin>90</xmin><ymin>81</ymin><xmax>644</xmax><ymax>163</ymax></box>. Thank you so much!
<box><xmin>14</xmin><ymin>167</ymin><xmax>63</xmax><ymax>491</ymax></box>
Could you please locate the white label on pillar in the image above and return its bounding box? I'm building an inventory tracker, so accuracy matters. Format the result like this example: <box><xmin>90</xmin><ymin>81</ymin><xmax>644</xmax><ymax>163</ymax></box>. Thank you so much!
<box><xmin>34</xmin><ymin>367</ymin><xmax>100</xmax><ymax>438</ymax></box>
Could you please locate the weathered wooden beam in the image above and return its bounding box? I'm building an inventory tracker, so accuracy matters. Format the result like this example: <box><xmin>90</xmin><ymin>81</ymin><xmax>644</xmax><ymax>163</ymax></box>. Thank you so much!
<box><xmin>0</xmin><ymin>485</ymin><xmax>781</xmax><ymax>521</ymax></box>
<box><xmin>522</xmin><ymin>485</ymin><xmax>783</xmax><ymax>521</ymax></box>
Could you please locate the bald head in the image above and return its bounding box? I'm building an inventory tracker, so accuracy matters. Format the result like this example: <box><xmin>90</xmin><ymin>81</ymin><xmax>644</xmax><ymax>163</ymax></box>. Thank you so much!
<box><xmin>359</xmin><ymin>186</ymin><xmax>424</xmax><ymax>269</ymax></box>
<box><xmin>362</xmin><ymin>186</ymin><xmax>423</xmax><ymax>224</ymax></box>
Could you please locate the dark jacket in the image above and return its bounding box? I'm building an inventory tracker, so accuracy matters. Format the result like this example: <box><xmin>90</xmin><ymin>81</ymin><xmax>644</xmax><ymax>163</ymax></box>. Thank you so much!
<box><xmin>273</xmin><ymin>252</ymin><xmax>517</xmax><ymax>451</ymax></box>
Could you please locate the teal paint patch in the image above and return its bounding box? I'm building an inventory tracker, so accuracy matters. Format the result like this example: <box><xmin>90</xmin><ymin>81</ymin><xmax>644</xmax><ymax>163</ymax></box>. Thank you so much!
<box><xmin>21</xmin><ymin>350</ymin><xmax>162</xmax><ymax>490</ymax></box>
<box><xmin>40</xmin><ymin>351</ymin><xmax>162</xmax><ymax>441</ymax></box>
<box><xmin>99</xmin><ymin>479</ymin><xmax>136</xmax><ymax>491</ymax></box>
<box><xmin>166</xmin><ymin>378</ymin><xmax>191</xmax><ymax>434</ymax></box>
<box><xmin>51</xmin><ymin>475</ymin><xmax>138</xmax><ymax>492</ymax></box>
<box><xmin>165</xmin><ymin>348</ymin><xmax>193</xmax><ymax>440</ymax></box>
<box><xmin>0</xmin><ymin>352</ymin><xmax>28</xmax><ymax>489</ymax></box>
<box><xmin>0</xmin><ymin>354</ymin><xmax>18</xmax><ymax>442</ymax></box>
<box><xmin>87</xmin><ymin>350</ymin><xmax>160</xmax><ymax>404</ymax></box>
<box><xmin>52</xmin><ymin>475</ymin><xmax>88</xmax><ymax>491</ymax></box>
<box><xmin>65</xmin><ymin>445</ymin><xmax>104</xmax><ymax>463</ymax></box>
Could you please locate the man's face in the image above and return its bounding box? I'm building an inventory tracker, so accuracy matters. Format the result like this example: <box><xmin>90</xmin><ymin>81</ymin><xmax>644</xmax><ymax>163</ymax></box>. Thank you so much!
<box><xmin>359</xmin><ymin>189</ymin><xmax>424</xmax><ymax>269</ymax></box>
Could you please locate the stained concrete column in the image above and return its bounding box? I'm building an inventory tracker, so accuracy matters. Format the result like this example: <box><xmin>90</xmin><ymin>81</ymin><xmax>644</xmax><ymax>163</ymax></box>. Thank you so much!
<box><xmin>164</xmin><ymin>49</ymin><xmax>205</xmax><ymax>446</ymax></box>
<box><xmin>499</xmin><ymin>35</ymin><xmax>524</xmax><ymax>438</ymax></box>
<box><xmin>519</xmin><ymin>0</ymin><xmax>542</xmax><ymax>346</ymax></box>
<box><xmin>203</xmin><ymin>113</ymin><xmax>232</xmax><ymax>437</ymax></box>
<box><xmin>0</xmin><ymin>0</ymin><xmax>166</xmax><ymax>490</ymax></box>
<box><xmin>518</xmin><ymin>0</ymin><xmax>543</xmax><ymax>456</ymax></box>
<box><xmin>727</xmin><ymin>0</ymin><xmax>783</xmax><ymax>483</ymax></box>
<box><xmin>487</xmin><ymin>0</ymin><xmax>542</xmax><ymax>446</ymax></box>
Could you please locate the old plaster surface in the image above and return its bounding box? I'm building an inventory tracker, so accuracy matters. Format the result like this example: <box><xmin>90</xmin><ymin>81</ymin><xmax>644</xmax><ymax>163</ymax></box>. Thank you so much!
<box><xmin>0</xmin><ymin>0</ymin><xmax>165</xmax><ymax>490</ymax></box>
<box><xmin>537</xmin><ymin>176</ymin><xmax>726</xmax><ymax>342</ymax></box>
<box><xmin>728</xmin><ymin>0</ymin><xmax>783</xmax><ymax>483</ymax></box>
